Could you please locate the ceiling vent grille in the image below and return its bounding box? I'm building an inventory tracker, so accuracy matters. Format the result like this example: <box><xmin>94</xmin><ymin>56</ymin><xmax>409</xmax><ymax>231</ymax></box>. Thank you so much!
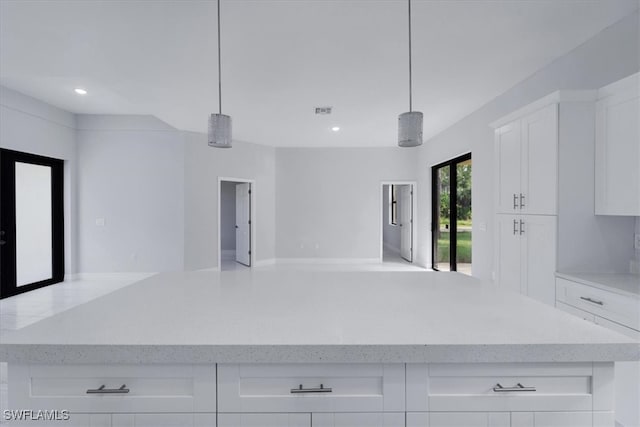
<box><xmin>315</xmin><ymin>106</ymin><xmax>332</xmax><ymax>115</ymax></box>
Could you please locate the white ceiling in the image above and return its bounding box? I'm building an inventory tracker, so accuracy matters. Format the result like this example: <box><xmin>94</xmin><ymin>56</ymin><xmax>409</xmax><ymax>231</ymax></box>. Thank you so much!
<box><xmin>1</xmin><ymin>0</ymin><xmax>638</xmax><ymax>147</ymax></box>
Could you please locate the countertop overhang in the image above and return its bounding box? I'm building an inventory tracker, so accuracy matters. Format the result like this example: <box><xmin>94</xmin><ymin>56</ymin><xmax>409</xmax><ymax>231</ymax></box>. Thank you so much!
<box><xmin>1</xmin><ymin>270</ymin><xmax>638</xmax><ymax>364</ymax></box>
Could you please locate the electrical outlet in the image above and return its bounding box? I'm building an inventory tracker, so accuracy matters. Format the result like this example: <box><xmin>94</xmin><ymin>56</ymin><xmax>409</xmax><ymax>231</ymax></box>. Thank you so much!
<box><xmin>635</xmin><ymin>233</ymin><xmax>640</xmax><ymax>250</ymax></box>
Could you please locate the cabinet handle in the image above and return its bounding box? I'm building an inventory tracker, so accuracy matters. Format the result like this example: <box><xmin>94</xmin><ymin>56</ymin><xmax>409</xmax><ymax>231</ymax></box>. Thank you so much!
<box><xmin>580</xmin><ymin>296</ymin><xmax>604</xmax><ymax>306</ymax></box>
<box><xmin>290</xmin><ymin>384</ymin><xmax>332</xmax><ymax>394</ymax></box>
<box><xmin>513</xmin><ymin>194</ymin><xmax>518</xmax><ymax>210</ymax></box>
<box><xmin>86</xmin><ymin>384</ymin><xmax>130</xmax><ymax>394</ymax></box>
<box><xmin>493</xmin><ymin>383</ymin><xmax>536</xmax><ymax>392</ymax></box>
<box><xmin>520</xmin><ymin>193</ymin><xmax>525</xmax><ymax>209</ymax></box>
<box><xmin>519</xmin><ymin>220</ymin><xmax>525</xmax><ymax>235</ymax></box>
<box><xmin>513</xmin><ymin>219</ymin><xmax>518</xmax><ymax>235</ymax></box>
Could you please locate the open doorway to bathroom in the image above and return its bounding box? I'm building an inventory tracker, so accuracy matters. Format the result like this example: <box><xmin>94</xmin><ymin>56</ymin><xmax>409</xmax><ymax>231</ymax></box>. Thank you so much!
<box><xmin>432</xmin><ymin>154</ymin><xmax>472</xmax><ymax>274</ymax></box>
<box><xmin>218</xmin><ymin>178</ymin><xmax>254</xmax><ymax>271</ymax></box>
<box><xmin>381</xmin><ymin>182</ymin><xmax>415</xmax><ymax>264</ymax></box>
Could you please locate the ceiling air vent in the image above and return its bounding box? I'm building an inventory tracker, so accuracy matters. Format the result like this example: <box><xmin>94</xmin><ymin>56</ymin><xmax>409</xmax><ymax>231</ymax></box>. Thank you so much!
<box><xmin>315</xmin><ymin>106</ymin><xmax>332</xmax><ymax>115</ymax></box>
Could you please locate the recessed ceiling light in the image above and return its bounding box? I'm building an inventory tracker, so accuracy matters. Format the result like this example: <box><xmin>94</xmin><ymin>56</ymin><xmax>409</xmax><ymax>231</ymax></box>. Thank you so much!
<box><xmin>331</xmin><ymin>126</ymin><xmax>340</xmax><ymax>132</ymax></box>
<box><xmin>74</xmin><ymin>88</ymin><xmax>87</xmax><ymax>95</ymax></box>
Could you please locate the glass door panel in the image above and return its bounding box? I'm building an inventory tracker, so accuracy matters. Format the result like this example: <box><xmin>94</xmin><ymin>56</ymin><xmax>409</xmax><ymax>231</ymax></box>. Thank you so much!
<box><xmin>455</xmin><ymin>159</ymin><xmax>472</xmax><ymax>275</ymax></box>
<box><xmin>434</xmin><ymin>165</ymin><xmax>451</xmax><ymax>271</ymax></box>
<box><xmin>432</xmin><ymin>154</ymin><xmax>472</xmax><ymax>274</ymax></box>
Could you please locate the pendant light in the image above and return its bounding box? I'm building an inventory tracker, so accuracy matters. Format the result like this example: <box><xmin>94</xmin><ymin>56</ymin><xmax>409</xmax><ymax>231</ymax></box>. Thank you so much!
<box><xmin>208</xmin><ymin>0</ymin><xmax>232</xmax><ymax>148</ymax></box>
<box><xmin>398</xmin><ymin>0</ymin><xmax>423</xmax><ymax>148</ymax></box>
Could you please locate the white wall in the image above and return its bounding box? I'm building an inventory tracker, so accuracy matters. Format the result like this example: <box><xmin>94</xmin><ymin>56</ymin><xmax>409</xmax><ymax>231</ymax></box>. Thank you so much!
<box><xmin>382</xmin><ymin>185</ymin><xmax>401</xmax><ymax>253</ymax></box>
<box><xmin>0</xmin><ymin>86</ymin><xmax>78</xmax><ymax>275</ymax></box>
<box><xmin>275</xmin><ymin>148</ymin><xmax>417</xmax><ymax>260</ymax></box>
<box><xmin>415</xmin><ymin>12</ymin><xmax>640</xmax><ymax>279</ymax></box>
<box><xmin>220</xmin><ymin>181</ymin><xmax>237</xmax><ymax>251</ymax></box>
<box><xmin>184</xmin><ymin>132</ymin><xmax>276</xmax><ymax>270</ymax></box>
<box><xmin>76</xmin><ymin>115</ymin><xmax>185</xmax><ymax>273</ymax></box>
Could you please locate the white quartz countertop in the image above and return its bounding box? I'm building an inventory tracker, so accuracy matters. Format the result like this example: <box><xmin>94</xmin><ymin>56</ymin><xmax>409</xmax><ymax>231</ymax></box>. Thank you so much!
<box><xmin>1</xmin><ymin>270</ymin><xmax>638</xmax><ymax>363</ymax></box>
<box><xmin>556</xmin><ymin>272</ymin><xmax>640</xmax><ymax>298</ymax></box>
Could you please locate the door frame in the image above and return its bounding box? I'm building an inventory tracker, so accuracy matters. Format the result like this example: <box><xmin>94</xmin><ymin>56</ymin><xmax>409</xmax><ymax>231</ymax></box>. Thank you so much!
<box><xmin>217</xmin><ymin>176</ymin><xmax>256</xmax><ymax>269</ymax></box>
<box><xmin>379</xmin><ymin>181</ymin><xmax>417</xmax><ymax>263</ymax></box>
<box><xmin>431</xmin><ymin>152</ymin><xmax>472</xmax><ymax>272</ymax></box>
<box><xmin>0</xmin><ymin>148</ymin><xmax>65</xmax><ymax>299</ymax></box>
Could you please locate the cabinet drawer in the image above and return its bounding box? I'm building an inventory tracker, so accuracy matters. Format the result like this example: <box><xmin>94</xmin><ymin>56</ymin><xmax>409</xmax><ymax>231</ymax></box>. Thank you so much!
<box><xmin>555</xmin><ymin>301</ymin><xmax>595</xmax><ymax>322</ymax></box>
<box><xmin>8</xmin><ymin>364</ymin><xmax>216</xmax><ymax>414</ymax></box>
<box><xmin>217</xmin><ymin>363</ymin><xmax>404</xmax><ymax>413</ymax></box>
<box><xmin>313</xmin><ymin>412</ymin><xmax>405</xmax><ymax>427</ymax></box>
<box><xmin>556</xmin><ymin>278</ymin><xmax>640</xmax><ymax>330</ymax></box>
<box><xmin>408</xmin><ymin>363</ymin><xmax>610</xmax><ymax>413</ymax></box>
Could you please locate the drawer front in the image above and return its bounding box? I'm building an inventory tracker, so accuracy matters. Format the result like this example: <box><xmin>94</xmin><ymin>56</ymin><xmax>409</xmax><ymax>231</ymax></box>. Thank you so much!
<box><xmin>5</xmin><ymin>413</ymin><xmax>110</xmax><ymax>426</ymax></box>
<box><xmin>556</xmin><ymin>278</ymin><xmax>640</xmax><ymax>330</ymax></box>
<box><xmin>218</xmin><ymin>363</ymin><xmax>404</xmax><ymax>413</ymax></box>
<box><xmin>594</xmin><ymin>316</ymin><xmax>640</xmax><ymax>340</ymax></box>
<box><xmin>410</xmin><ymin>363</ymin><xmax>600</xmax><ymax>413</ymax></box>
<box><xmin>8</xmin><ymin>364</ymin><xmax>216</xmax><ymax>414</ymax></box>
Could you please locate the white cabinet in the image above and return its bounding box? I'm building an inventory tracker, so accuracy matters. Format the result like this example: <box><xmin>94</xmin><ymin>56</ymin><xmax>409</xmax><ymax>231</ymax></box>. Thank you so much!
<box><xmin>217</xmin><ymin>363</ymin><xmax>405</xmax><ymax>414</ymax></box>
<box><xmin>495</xmin><ymin>104</ymin><xmax>558</xmax><ymax>215</ymax></box>
<box><xmin>495</xmin><ymin>215</ymin><xmax>556</xmax><ymax>305</ymax></box>
<box><xmin>595</xmin><ymin>73</ymin><xmax>640</xmax><ymax>216</ymax></box>
<box><xmin>407</xmin><ymin>411</ymin><xmax>609</xmax><ymax>427</ymax></box>
<box><xmin>312</xmin><ymin>412</ymin><xmax>404</xmax><ymax>427</ymax></box>
<box><xmin>555</xmin><ymin>276</ymin><xmax>640</xmax><ymax>427</ymax></box>
<box><xmin>218</xmin><ymin>413</ymin><xmax>310</xmax><ymax>427</ymax></box>
<box><xmin>8</xmin><ymin>364</ymin><xmax>216</xmax><ymax>415</ymax></box>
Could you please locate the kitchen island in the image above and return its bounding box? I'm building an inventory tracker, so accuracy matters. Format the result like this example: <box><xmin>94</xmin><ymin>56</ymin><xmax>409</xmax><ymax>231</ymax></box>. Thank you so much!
<box><xmin>1</xmin><ymin>270</ymin><xmax>638</xmax><ymax>426</ymax></box>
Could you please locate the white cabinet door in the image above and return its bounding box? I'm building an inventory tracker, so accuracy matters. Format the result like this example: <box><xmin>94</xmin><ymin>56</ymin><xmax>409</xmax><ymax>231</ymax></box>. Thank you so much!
<box><xmin>112</xmin><ymin>414</ymin><xmax>215</xmax><ymax>427</ymax></box>
<box><xmin>218</xmin><ymin>413</ymin><xmax>310</xmax><ymax>427</ymax></box>
<box><xmin>426</xmin><ymin>412</ymin><xmax>509</xmax><ymax>427</ymax></box>
<box><xmin>595</xmin><ymin>74</ymin><xmax>640</xmax><ymax>216</ymax></box>
<box><xmin>521</xmin><ymin>104</ymin><xmax>558</xmax><ymax>215</ymax></box>
<box><xmin>495</xmin><ymin>215</ymin><xmax>522</xmax><ymax>294</ymax></box>
<box><xmin>313</xmin><ymin>412</ymin><xmax>404</xmax><ymax>427</ymax></box>
<box><xmin>520</xmin><ymin>215</ymin><xmax>556</xmax><ymax>306</ymax></box>
<box><xmin>511</xmin><ymin>412</ymin><xmax>594</xmax><ymax>427</ymax></box>
<box><xmin>495</xmin><ymin>121</ymin><xmax>522</xmax><ymax>214</ymax></box>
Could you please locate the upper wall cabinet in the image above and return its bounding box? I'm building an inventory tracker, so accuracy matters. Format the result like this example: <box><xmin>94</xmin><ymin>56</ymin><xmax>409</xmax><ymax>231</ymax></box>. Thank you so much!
<box><xmin>595</xmin><ymin>73</ymin><xmax>640</xmax><ymax>216</ymax></box>
<box><xmin>494</xmin><ymin>104</ymin><xmax>558</xmax><ymax>215</ymax></box>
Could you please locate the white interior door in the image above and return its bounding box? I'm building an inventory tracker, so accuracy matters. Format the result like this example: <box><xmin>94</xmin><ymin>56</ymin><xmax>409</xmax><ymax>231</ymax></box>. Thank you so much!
<box><xmin>399</xmin><ymin>185</ymin><xmax>413</xmax><ymax>262</ymax></box>
<box><xmin>235</xmin><ymin>183</ymin><xmax>251</xmax><ymax>266</ymax></box>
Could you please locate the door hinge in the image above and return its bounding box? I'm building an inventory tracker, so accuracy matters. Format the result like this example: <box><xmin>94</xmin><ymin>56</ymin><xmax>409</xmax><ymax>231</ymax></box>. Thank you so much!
<box><xmin>248</xmin><ymin>251</ymin><xmax>252</xmax><ymax>255</ymax></box>
<box><xmin>248</xmin><ymin>190</ymin><xmax>252</xmax><ymax>194</ymax></box>
<box><xmin>248</xmin><ymin>220</ymin><xmax>251</xmax><ymax>225</ymax></box>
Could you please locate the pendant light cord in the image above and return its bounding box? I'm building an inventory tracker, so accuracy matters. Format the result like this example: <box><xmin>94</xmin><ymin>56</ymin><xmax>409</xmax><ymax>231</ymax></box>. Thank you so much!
<box><xmin>408</xmin><ymin>0</ymin><xmax>412</xmax><ymax>112</ymax></box>
<box><xmin>217</xmin><ymin>0</ymin><xmax>222</xmax><ymax>114</ymax></box>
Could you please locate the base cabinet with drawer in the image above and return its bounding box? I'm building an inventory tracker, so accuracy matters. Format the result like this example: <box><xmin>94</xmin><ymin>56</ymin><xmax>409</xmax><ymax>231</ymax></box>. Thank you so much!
<box><xmin>7</xmin><ymin>361</ymin><xmax>616</xmax><ymax>426</ymax></box>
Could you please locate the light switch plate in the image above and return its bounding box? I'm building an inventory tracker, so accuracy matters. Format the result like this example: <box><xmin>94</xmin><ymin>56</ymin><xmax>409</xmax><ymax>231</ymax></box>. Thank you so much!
<box><xmin>95</xmin><ymin>218</ymin><xmax>105</xmax><ymax>227</ymax></box>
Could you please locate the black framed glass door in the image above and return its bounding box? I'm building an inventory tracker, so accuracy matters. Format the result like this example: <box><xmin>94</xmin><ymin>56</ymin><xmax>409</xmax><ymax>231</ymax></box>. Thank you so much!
<box><xmin>432</xmin><ymin>153</ymin><xmax>472</xmax><ymax>274</ymax></box>
<box><xmin>0</xmin><ymin>149</ymin><xmax>64</xmax><ymax>299</ymax></box>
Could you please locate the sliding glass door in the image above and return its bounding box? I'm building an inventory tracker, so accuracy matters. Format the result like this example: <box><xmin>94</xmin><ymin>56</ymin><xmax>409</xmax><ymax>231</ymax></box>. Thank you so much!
<box><xmin>432</xmin><ymin>153</ymin><xmax>472</xmax><ymax>274</ymax></box>
<box><xmin>0</xmin><ymin>149</ymin><xmax>64</xmax><ymax>298</ymax></box>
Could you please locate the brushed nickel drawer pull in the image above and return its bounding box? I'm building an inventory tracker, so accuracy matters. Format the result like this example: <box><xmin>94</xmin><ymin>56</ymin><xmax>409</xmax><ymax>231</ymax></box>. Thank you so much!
<box><xmin>290</xmin><ymin>384</ymin><xmax>332</xmax><ymax>394</ymax></box>
<box><xmin>513</xmin><ymin>194</ymin><xmax>518</xmax><ymax>210</ymax></box>
<box><xmin>580</xmin><ymin>296</ymin><xmax>604</xmax><ymax>306</ymax></box>
<box><xmin>493</xmin><ymin>383</ymin><xmax>536</xmax><ymax>392</ymax></box>
<box><xmin>86</xmin><ymin>384</ymin><xmax>130</xmax><ymax>394</ymax></box>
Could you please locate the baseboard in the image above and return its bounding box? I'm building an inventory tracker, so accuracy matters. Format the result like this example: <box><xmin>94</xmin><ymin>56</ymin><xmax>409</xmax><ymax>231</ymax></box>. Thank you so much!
<box><xmin>221</xmin><ymin>249</ymin><xmax>235</xmax><ymax>260</ymax></box>
<box><xmin>195</xmin><ymin>266</ymin><xmax>221</xmax><ymax>272</ymax></box>
<box><xmin>66</xmin><ymin>272</ymin><xmax>157</xmax><ymax>281</ymax></box>
<box><xmin>276</xmin><ymin>258</ymin><xmax>381</xmax><ymax>265</ymax></box>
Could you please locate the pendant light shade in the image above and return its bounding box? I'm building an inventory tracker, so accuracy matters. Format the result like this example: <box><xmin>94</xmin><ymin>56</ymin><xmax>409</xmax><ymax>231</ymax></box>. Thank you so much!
<box><xmin>398</xmin><ymin>111</ymin><xmax>423</xmax><ymax>147</ymax></box>
<box><xmin>208</xmin><ymin>113</ymin><xmax>232</xmax><ymax>148</ymax></box>
<box><xmin>208</xmin><ymin>0</ymin><xmax>232</xmax><ymax>148</ymax></box>
<box><xmin>398</xmin><ymin>0</ymin><xmax>423</xmax><ymax>148</ymax></box>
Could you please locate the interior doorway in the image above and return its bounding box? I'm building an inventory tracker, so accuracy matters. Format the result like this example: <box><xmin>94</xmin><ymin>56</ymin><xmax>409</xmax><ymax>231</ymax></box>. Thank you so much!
<box><xmin>431</xmin><ymin>153</ymin><xmax>472</xmax><ymax>274</ymax></box>
<box><xmin>0</xmin><ymin>149</ymin><xmax>65</xmax><ymax>299</ymax></box>
<box><xmin>218</xmin><ymin>178</ymin><xmax>254</xmax><ymax>270</ymax></box>
<box><xmin>381</xmin><ymin>182</ymin><xmax>415</xmax><ymax>263</ymax></box>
